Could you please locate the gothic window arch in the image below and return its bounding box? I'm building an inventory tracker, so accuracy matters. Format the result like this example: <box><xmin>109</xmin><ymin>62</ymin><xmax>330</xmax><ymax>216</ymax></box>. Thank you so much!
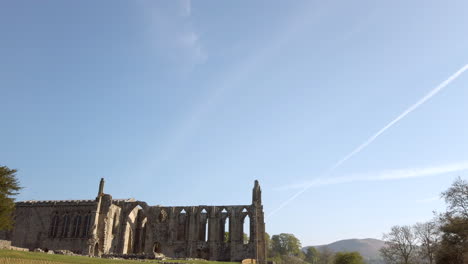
<box><xmin>112</xmin><ymin>212</ymin><xmax>118</xmax><ymax>235</ymax></box>
<box><xmin>199</xmin><ymin>208</ymin><xmax>209</xmax><ymax>242</ymax></box>
<box><xmin>221</xmin><ymin>208</ymin><xmax>230</xmax><ymax>243</ymax></box>
<box><xmin>242</xmin><ymin>214</ymin><xmax>251</xmax><ymax>244</ymax></box>
<box><xmin>177</xmin><ymin>209</ymin><xmax>188</xmax><ymax>241</ymax></box>
<box><xmin>49</xmin><ymin>212</ymin><xmax>59</xmax><ymax>238</ymax></box>
<box><xmin>61</xmin><ymin>213</ymin><xmax>70</xmax><ymax>237</ymax></box>
<box><xmin>82</xmin><ymin>212</ymin><xmax>92</xmax><ymax>237</ymax></box>
<box><xmin>71</xmin><ymin>214</ymin><xmax>82</xmax><ymax>238</ymax></box>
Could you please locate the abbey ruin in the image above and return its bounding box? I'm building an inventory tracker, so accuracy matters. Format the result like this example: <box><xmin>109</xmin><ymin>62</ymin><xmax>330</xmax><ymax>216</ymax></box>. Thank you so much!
<box><xmin>3</xmin><ymin>179</ymin><xmax>267</xmax><ymax>263</ymax></box>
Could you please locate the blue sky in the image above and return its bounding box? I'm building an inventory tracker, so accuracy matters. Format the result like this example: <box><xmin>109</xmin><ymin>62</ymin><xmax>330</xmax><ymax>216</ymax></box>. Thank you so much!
<box><xmin>1</xmin><ymin>0</ymin><xmax>468</xmax><ymax>246</ymax></box>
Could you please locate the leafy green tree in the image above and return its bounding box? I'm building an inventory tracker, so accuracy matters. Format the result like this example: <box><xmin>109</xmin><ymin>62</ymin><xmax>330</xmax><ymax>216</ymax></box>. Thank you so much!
<box><xmin>317</xmin><ymin>247</ymin><xmax>335</xmax><ymax>264</ymax></box>
<box><xmin>271</xmin><ymin>233</ymin><xmax>303</xmax><ymax>257</ymax></box>
<box><xmin>0</xmin><ymin>165</ymin><xmax>21</xmax><ymax>230</ymax></box>
<box><xmin>304</xmin><ymin>247</ymin><xmax>320</xmax><ymax>264</ymax></box>
<box><xmin>243</xmin><ymin>233</ymin><xmax>249</xmax><ymax>244</ymax></box>
<box><xmin>265</xmin><ymin>232</ymin><xmax>272</xmax><ymax>257</ymax></box>
<box><xmin>333</xmin><ymin>252</ymin><xmax>365</xmax><ymax>264</ymax></box>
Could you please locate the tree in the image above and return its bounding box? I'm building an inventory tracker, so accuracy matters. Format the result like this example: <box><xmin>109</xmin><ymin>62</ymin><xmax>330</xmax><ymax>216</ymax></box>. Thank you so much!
<box><xmin>333</xmin><ymin>252</ymin><xmax>365</xmax><ymax>264</ymax></box>
<box><xmin>265</xmin><ymin>232</ymin><xmax>272</xmax><ymax>257</ymax></box>
<box><xmin>442</xmin><ymin>177</ymin><xmax>468</xmax><ymax>218</ymax></box>
<box><xmin>435</xmin><ymin>177</ymin><xmax>468</xmax><ymax>264</ymax></box>
<box><xmin>305</xmin><ymin>247</ymin><xmax>320</xmax><ymax>264</ymax></box>
<box><xmin>317</xmin><ymin>247</ymin><xmax>335</xmax><ymax>264</ymax></box>
<box><xmin>414</xmin><ymin>221</ymin><xmax>439</xmax><ymax>264</ymax></box>
<box><xmin>0</xmin><ymin>165</ymin><xmax>21</xmax><ymax>230</ymax></box>
<box><xmin>436</xmin><ymin>216</ymin><xmax>467</xmax><ymax>264</ymax></box>
<box><xmin>271</xmin><ymin>233</ymin><xmax>303</xmax><ymax>257</ymax></box>
<box><xmin>380</xmin><ymin>225</ymin><xmax>418</xmax><ymax>264</ymax></box>
<box><xmin>243</xmin><ymin>233</ymin><xmax>249</xmax><ymax>244</ymax></box>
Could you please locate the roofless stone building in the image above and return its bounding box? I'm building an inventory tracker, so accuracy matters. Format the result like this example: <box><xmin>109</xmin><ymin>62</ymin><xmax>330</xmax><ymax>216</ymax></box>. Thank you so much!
<box><xmin>5</xmin><ymin>179</ymin><xmax>267</xmax><ymax>263</ymax></box>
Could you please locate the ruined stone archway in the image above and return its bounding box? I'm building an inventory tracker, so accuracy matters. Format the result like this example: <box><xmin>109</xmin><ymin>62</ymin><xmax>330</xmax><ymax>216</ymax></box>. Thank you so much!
<box><xmin>93</xmin><ymin>243</ymin><xmax>100</xmax><ymax>257</ymax></box>
<box><xmin>153</xmin><ymin>242</ymin><xmax>161</xmax><ymax>253</ymax></box>
<box><xmin>123</xmin><ymin>205</ymin><xmax>147</xmax><ymax>254</ymax></box>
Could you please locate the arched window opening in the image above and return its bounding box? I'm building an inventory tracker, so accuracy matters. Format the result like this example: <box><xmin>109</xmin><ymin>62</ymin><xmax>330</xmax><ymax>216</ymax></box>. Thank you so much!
<box><xmin>204</xmin><ymin>220</ymin><xmax>209</xmax><ymax>242</ymax></box>
<box><xmin>72</xmin><ymin>215</ymin><xmax>82</xmax><ymax>238</ymax></box>
<box><xmin>61</xmin><ymin>214</ymin><xmax>70</xmax><ymax>237</ymax></box>
<box><xmin>153</xmin><ymin>242</ymin><xmax>161</xmax><ymax>253</ymax></box>
<box><xmin>49</xmin><ymin>213</ymin><xmax>59</xmax><ymax>238</ymax></box>
<box><xmin>199</xmin><ymin>208</ymin><xmax>208</xmax><ymax>242</ymax></box>
<box><xmin>243</xmin><ymin>214</ymin><xmax>250</xmax><ymax>244</ymax></box>
<box><xmin>221</xmin><ymin>208</ymin><xmax>230</xmax><ymax>243</ymax></box>
<box><xmin>127</xmin><ymin>228</ymin><xmax>133</xmax><ymax>253</ymax></box>
<box><xmin>141</xmin><ymin>223</ymin><xmax>147</xmax><ymax>252</ymax></box>
<box><xmin>224</xmin><ymin>216</ymin><xmax>230</xmax><ymax>243</ymax></box>
<box><xmin>94</xmin><ymin>243</ymin><xmax>100</xmax><ymax>257</ymax></box>
<box><xmin>82</xmin><ymin>212</ymin><xmax>92</xmax><ymax>237</ymax></box>
<box><xmin>124</xmin><ymin>205</ymin><xmax>145</xmax><ymax>254</ymax></box>
<box><xmin>177</xmin><ymin>209</ymin><xmax>187</xmax><ymax>241</ymax></box>
<box><xmin>112</xmin><ymin>212</ymin><xmax>118</xmax><ymax>234</ymax></box>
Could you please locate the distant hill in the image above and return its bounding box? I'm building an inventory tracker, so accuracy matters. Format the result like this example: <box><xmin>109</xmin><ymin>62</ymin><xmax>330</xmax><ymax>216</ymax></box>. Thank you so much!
<box><xmin>304</xmin><ymin>238</ymin><xmax>385</xmax><ymax>264</ymax></box>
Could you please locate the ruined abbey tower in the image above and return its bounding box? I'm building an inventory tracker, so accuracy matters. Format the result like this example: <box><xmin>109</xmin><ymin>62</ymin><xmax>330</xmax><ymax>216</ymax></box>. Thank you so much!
<box><xmin>5</xmin><ymin>179</ymin><xmax>267</xmax><ymax>263</ymax></box>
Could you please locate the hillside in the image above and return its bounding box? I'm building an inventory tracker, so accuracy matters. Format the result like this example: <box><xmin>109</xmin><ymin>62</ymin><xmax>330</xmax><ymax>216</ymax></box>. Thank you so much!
<box><xmin>305</xmin><ymin>238</ymin><xmax>385</xmax><ymax>263</ymax></box>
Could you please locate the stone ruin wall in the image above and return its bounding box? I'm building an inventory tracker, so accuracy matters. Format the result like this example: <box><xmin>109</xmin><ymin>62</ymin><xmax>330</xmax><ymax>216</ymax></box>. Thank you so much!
<box><xmin>6</xmin><ymin>179</ymin><xmax>267</xmax><ymax>263</ymax></box>
<box><xmin>111</xmin><ymin>202</ymin><xmax>262</xmax><ymax>261</ymax></box>
<box><xmin>11</xmin><ymin>200</ymin><xmax>98</xmax><ymax>255</ymax></box>
<box><xmin>0</xmin><ymin>240</ymin><xmax>11</xmax><ymax>250</ymax></box>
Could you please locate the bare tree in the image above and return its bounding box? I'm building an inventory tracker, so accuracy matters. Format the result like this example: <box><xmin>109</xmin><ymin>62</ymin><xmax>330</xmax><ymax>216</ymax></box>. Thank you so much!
<box><xmin>414</xmin><ymin>221</ymin><xmax>439</xmax><ymax>264</ymax></box>
<box><xmin>380</xmin><ymin>225</ymin><xmax>418</xmax><ymax>264</ymax></box>
<box><xmin>441</xmin><ymin>177</ymin><xmax>468</xmax><ymax>218</ymax></box>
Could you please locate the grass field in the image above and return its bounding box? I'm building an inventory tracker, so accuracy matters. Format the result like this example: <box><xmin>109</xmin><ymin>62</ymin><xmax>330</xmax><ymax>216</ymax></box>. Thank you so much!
<box><xmin>0</xmin><ymin>250</ymin><xmax>237</xmax><ymax>264</ymax></box>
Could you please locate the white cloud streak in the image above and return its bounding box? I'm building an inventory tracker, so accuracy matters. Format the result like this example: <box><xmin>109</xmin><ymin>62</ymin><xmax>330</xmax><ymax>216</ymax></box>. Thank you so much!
<box><xmin>267</xmin><ymin>64</ymin><xmax>468</xmax><ymax>218</ymax></box>
<box><xmin>277</xmin><ymin>161</ymin><xmax>468</xmax><ymax>191</ymax></box>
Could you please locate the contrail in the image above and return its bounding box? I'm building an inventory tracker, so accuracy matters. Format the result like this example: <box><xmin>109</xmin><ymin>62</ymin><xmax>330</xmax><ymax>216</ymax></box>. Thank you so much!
<box><xmin>267</xmin><ymin>64</ymin><xmax>468</xmax><ymax>218</ymax></box>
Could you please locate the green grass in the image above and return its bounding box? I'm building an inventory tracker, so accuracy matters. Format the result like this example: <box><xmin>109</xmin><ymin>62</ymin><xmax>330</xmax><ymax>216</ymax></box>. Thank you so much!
<box><xmin>0</xmin><ymin>250</ymin><xmax>237</xmax><ymax>264</ymax></box>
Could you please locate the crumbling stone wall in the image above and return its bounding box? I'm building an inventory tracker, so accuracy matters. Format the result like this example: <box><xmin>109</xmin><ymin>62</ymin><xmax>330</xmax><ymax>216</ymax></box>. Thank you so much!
<box><xmin>136</xmin><ymin>204</ymin><xmax>263</xmax><ymax>262</ymax></box>
<box><xmin>8</xmin><ymin>179</ymin><xmax>267</xmax><ymax>263</ymax></box>
<box><xmin>0</xmin><ymin>240</ymin><xmax>11</xmax><ymax>249</ymax></box>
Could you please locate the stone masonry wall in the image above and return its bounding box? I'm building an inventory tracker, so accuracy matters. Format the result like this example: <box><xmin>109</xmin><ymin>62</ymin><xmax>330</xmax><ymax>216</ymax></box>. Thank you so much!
<box><xmin>0</xmin><ymin>240</ymin><xmax>11</xmax><ymax>249</ymax></box>
<box><xmin>8</xmin><ymin>179</ymin><xmax>267</xmax><ymax>263</ymax></box>
<box><xmin>12</xmin><ymin>200</ymin><xmax>98</xmax><ymax>254</ymax></box>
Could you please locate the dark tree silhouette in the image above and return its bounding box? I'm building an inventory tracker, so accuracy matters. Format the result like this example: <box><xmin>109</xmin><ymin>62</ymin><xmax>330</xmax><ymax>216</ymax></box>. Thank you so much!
<box><xmin>0</xmin><ymin>165</ymin><xmax>21</xmax><ymax>230</ymax></box>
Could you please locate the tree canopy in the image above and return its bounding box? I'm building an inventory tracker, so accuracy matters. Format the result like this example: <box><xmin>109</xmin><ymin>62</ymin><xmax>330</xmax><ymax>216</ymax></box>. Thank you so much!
<box><xmin>436</xmin><ymin>177</ymin><xmax>468</xmax><ymax>264</ymax></box>
<box><xmin>304</xmin><ymin>247</ymin><xmax>319</xmax><ymax>264</ymax></box>
<box><xmin>0</xmin><ymin>165</ymin><xmax>21</xmax><ymax>230</ymax></box>
<box><xmin>380</xmin><ymin>177</ymin><xmax>468</xmax><ymax>264</ymax></box>
<box><xmin>333</xmin><ymin>252</ymin><xmax>365</xmax><ymax>264</ymax></box>
<box><xmin>271</xmin><ymin>233</ymin><xmax>303</xmax><ymax>257</ymax></box>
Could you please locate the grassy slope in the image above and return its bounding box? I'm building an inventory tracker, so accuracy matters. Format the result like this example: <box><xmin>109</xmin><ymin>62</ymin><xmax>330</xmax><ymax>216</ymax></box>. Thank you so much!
<box><xmin>0</xmin><ymin>250</ymin><xmax>236</xmax><ymax>264</ymax></box>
